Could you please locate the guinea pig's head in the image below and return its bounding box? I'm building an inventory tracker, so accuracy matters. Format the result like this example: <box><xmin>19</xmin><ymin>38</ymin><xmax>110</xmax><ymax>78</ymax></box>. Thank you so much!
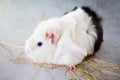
<box><xmin>25</xmin><ymin>18</ymin><xmax>61</xmax><ymax>63</ymax></box>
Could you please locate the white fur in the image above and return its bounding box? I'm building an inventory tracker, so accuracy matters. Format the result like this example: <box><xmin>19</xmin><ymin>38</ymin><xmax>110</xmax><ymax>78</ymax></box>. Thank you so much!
<box><xmin>25</xmin><ymin>7</ymin><xmax>97</xmax><ymax>65</ymax></box>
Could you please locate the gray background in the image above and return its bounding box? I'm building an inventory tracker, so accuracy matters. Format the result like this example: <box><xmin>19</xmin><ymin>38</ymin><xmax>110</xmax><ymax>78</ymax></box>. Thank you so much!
<box><xmin>0</xmin><ymin>0</ymin><xmax>120</xmax><ymax>80</ymax></box>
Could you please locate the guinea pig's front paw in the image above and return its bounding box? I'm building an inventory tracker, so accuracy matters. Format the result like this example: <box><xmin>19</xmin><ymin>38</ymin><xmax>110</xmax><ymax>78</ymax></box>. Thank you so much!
<box><xmin>65</xmin><ymin>65</ymin><xmax>76</xmax><ymax>70</ymax></box>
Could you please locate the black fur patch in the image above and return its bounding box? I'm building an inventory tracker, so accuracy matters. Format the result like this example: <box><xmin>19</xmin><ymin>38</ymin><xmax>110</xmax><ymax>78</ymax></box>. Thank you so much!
<box><xmin>64</xmin><ymin>6</ymin><xmax>78</xmax><ymax>15</ymax></box>
<box><xmin>81</xmin><ymin>6</ymin><xmax>103</xmax><ymax>54</ymax></box>
<box><xmin>64</xmin><ymin>6</ymin><xmax>103</xmax><ymax>54</ymax></box>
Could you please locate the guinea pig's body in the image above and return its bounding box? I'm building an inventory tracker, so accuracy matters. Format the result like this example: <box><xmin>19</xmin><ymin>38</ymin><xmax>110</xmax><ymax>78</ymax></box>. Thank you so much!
<box><xmin>25</xmin><ymin>6</ymin><xmax>103</xmax><ymax>69</ymax></box>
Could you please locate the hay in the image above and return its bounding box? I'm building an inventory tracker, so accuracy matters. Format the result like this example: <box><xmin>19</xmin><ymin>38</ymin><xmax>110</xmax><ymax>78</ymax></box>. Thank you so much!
<box><xmin>68</xmin><ymin>58</ymin><xmax>120</xmax><ymax>80</ymax></box>
<box><xmin>0</xmin><ymin>40</ymin><xmax>120</xmax><ymax>80</ymax></box>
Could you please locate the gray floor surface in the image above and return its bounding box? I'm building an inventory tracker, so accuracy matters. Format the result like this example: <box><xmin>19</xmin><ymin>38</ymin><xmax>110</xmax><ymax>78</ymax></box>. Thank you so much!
<box><xmin>0</xmin><ymin>0</ymin><xmax>120</xmax><ymax>80</ymax></box>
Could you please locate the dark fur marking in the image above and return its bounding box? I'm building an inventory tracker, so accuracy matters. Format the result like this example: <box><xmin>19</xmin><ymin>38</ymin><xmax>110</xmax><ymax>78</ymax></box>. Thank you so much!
<box><xmin>64</xmin><ymin>6</ymin><xmax>78</xmax><ymax>15</ymax></box>
<box><xmin>81</xmin><ymin>6</ymin><xmax>103</xmax><ymax>54</ymax></box>
<box><xmin>64</xmin><ymin>6</ymin><xmax>103</xmax><ymax>55</ymax></box>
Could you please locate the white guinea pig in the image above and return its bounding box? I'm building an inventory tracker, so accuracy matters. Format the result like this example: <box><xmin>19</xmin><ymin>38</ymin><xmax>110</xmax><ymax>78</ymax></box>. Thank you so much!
<box><xmin>25</xmin><ymin>6</ymin><xmax>103</xmax><ymax>70</ymax></box>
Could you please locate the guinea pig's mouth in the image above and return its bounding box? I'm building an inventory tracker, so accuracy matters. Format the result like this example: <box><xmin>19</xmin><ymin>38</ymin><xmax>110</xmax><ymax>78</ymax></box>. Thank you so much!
<box><xmin>25</xmin><ymin>45</ymin><xmax>36</xmax><ymax>54</ymax></box>
<box><xmin>25</xmin><ymin>50</ymin><xmax>30</xmax><ymax>54</ymax></box>
<box><xmin>24</xmin><ymin>47</ymin><xmax>31</xmax><ymax>54</ymax></box>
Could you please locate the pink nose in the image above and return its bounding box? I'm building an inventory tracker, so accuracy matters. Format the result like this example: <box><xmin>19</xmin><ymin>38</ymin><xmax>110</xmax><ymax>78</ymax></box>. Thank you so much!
<box><xmin>31</xmin><ymin>45</ymin><xmax>37</xmax><ymax>51</ymax></box>
<box><xmin>25</xmin><ymin>49</ymin><xmax>30</xmax><ymax>54</ymax></box>
<box><xmin>25</xmin><ymin>45</ymin><xmax>37</xmax><ymax>54</ymax></box>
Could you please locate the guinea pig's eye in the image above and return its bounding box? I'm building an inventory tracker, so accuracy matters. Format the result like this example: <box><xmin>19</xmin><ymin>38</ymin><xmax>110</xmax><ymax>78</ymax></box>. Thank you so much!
<box><xmin>37</xmin><ymin>42</ymin><xmax>43</xmax><ymax>47</ymax></box>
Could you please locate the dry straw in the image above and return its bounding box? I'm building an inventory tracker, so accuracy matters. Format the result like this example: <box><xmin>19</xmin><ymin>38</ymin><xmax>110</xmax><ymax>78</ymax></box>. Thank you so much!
<box><xmin>0</xmin><ymin>40</ymin><xmax>120</xmax><ymax>80</ymax></box>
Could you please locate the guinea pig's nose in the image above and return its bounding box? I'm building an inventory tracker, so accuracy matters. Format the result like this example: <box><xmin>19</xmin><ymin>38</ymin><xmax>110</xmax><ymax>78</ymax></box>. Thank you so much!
<box><xmin>25</xmin><ymin>49</ymin><xmax>30</xmax><ymax>54</ymax></box>
<box><xmin>31</xmin><ymin>45</ymin><xmax>37</xmax><ymax>51</ymax></box>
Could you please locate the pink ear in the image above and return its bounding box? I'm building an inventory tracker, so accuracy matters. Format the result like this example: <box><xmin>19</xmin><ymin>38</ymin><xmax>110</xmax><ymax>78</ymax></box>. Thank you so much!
<box><xmin>45</xmin><ymin>29</ymin><xmax>61</xmax><ymax>44</ymax></box>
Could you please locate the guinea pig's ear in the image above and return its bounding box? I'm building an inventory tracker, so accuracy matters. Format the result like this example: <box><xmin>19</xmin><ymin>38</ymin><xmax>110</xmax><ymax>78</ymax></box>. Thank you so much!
<box><xmin>45</xmin><ymin>29</ymin><xmax>61</xmax><ymax>44</ymax></box>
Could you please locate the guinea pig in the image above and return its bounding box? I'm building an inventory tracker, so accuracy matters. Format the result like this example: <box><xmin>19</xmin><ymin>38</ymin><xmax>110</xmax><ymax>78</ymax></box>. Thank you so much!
<box><xmin>25</xmin><ymin>6</ymin><xmax>103</xmax><ymax>70</ymax></box>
